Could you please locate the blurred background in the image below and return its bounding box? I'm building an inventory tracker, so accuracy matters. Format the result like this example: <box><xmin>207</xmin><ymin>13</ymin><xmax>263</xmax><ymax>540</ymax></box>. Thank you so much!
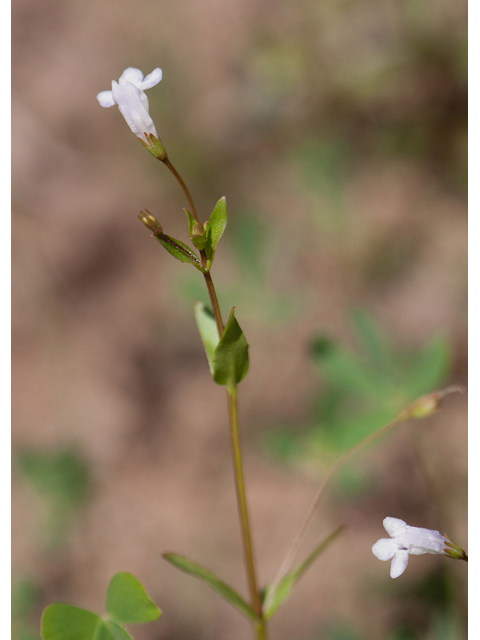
<box><xmin>12</xmin><ymin>0</ymin><xmax>467</xmax><ymax>639</ymax></box>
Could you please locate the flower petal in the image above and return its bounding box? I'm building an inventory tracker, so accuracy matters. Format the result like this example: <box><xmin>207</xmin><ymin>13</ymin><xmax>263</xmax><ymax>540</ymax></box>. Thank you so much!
<box><xmin>390</xmin><ymin>550</ymin><xmax>409</xmax><ymax>578</ymax></box>
<box><xmin>141</xmin><ymin>68</ymin><xmax>163</xmax><ymax>90</ymax></box>
<box><xmin>399</xmin><ymin>527</ymin><xmax>446</xmax><ymax>555</ymax></box>
<box><xmin>372</xmin><ymin>538</ymin><xmax>397</xmax><ymax>561</ymax></box>
<box><xmin>111</xmin><ymin>80</ymin><xmax>158</xmax><ymax>140</ymax></box>
<box><xmin>383</xmin><ymin>517</ymin><xmax>407</xmax><ymax>536</ymax></box>
<box><xmin>120</xmin><ymin>67</ymin><xmax>144</xmax><ymax>85</ymax></box>
<box><xmin>97</xmin><ymin>90</ymin><xmax>116</xmax><ymax>108</ymax></box>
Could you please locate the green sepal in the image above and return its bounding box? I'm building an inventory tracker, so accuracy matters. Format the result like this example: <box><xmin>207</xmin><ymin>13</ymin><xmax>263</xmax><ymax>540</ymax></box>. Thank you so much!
<box><xmin>212</xmin><ymin>307</ymin><xmax>249</xmax><ymax>387</ymax></box>
<box><xmin>263</xmin><ymin>526</ymin><xmax>344</xmax><ymax>619</ymax></box>
<box><xmin>204</xmin><ymin>197</ymin><xmax>228</xmax><ymax>268</ymax></box>
<box><xmin>138</xmin><ymin>134</ymin><xmax>168</xmax><ymax>160</ymax></box>
<box><xmin>106</xmin><ymin>572</ymin><xmax>162</xmax><ymax>624</ymax></box>
<box><xmin>154</xmin><ymin>233</ymin><xmax>204</xmax><ymax>271</ymax></box>
<box><xmin>40</xmin><ymin>604</ymin><xmax>103</xmax><ymax>640</ymax></box>
<box><xmin>194</xmin><ymin>302</ymin><xmax>220</xmax><ymax>376</ymax></box>
<box><xmin>163</xmin><ymin>553</ymin><xmax>260</xmax><ymax>622</ymax></box>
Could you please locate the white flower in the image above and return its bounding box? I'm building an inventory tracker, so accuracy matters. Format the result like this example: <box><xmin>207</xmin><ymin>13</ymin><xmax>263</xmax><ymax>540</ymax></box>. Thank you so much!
<box><xmin>97</xmin><ymin>67</ymin><xmax>163</xmax><ymax>145</ymax></box>
<box><xmin>372</xmin><ymin>517</ymin><xmax>451</xmax><ymax>578</ymax></box>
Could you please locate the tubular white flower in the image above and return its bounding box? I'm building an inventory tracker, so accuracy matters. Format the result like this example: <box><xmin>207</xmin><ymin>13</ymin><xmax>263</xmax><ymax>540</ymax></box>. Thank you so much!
<box><xmin>97</xmin><ymin>67</ymin><xmax>163</xmax><ymax>144</ymax></box>
<box><xmin>372</xmin><ymin>517</ymin><xmax>451</xmax><ymax>578</ymax></box>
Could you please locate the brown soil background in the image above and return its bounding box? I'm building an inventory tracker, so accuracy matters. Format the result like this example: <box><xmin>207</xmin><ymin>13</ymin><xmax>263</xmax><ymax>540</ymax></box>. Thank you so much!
<box><xmin>12</xmin><ymin>0</ymin><xmax>467</xmax><ymax>639</ymax></box>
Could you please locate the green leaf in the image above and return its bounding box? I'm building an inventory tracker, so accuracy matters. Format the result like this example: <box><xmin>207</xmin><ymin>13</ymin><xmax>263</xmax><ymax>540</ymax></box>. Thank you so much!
<box><xmin>106</xmin><ymin>572</ymin><xmax>161</xmax><ymax>624</ymax></box>
<box><xmin>94</xmin><ymin>623</ymin><xmax>116</xmax><ymax>640</ymax></box>
<box><xmin>212</xmin><ymin>308</ymin><xmax>249</xmax><ymax>386</ymax></box>
<box><xmin>41</xmin><ymin>604</ymin><xmax>103</xmax><ymax>640</ymax></box>
<box><xmin>184</xmin><ymin>209</ymin><xmax>197</xmax><ymax>237</ymax></box>
<box><xmin>154</xmin><ymin>234</ymin><xmax>204</xmax><ymax>271</ymax></box>
<box><xmin>18</xmin><ymin>449</ymin><xmax>90</xmax><ymax>507</ymax></box>
<box><xmin>194</xmin><ymin>302</ymin><xmax>220</xmax><ymax>375</ymax></box>
<box><xmin>311</xmin><ymin>338</ymin><xmax>382</xmax><ymax>398</ymax></box>
<box><xmin>204</xmin><ymin>197</ymin><xmax>228</xmax><ymax>264</ymax></box>
<box><xmin>263</xmin><ymin>526</ymin><xmax>344</xmax><ymax>619</ymax></box>
<box><xmin>163</xmin><ymin>553</ymin><xmax>260</xmax><ymax>622</ymax></box>
<box><xmin>105</xmin><ymin>621</ymin><xmax>133</xmax><ymax>640</ymax></box>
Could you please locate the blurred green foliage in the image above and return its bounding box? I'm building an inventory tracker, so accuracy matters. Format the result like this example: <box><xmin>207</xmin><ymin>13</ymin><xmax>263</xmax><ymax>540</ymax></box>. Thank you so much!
<box><xmin>12</xmin><ymin>579</ymin><xmax>41</xmax><ymax>640</ymax></box>
<box><xmin>266</xmin><ymin>309</ymin><xmax>450</xmax><ymax>483</ymax></box>
<box><xmin>17</xmin><ymin>448</ymin><xmax>91</xmax><ymax>546</ymax></box>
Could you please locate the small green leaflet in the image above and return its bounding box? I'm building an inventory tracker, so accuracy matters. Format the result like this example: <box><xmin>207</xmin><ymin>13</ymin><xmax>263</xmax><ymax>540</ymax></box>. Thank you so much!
<box><xmin>163</xmin><ymin>553</ymin><xmax>260</xmax><ymax>622</ymax></box>
<box><xmin>41</xmin><ymin>604</ymin><xmax>104</xmax><ymax>640</ymax></box>
<box><xmin>263</xmin><ymin>525</ymin><xmax>344</xmax><ymax>619</ymax></box>
<box><xmin>40</xmin><ymin>573</ymin><xmax>161</xmax><ymax>640</ymax></box>
<box><xmin>184</xmin><ymin>209</ymin><xmax>197</xmax><ymax>237</ymax></box>
<box><xmin>106</xmin><ymin>572</ymin><xmax>161</xmax><ymax>624</ymax></box>
<box><xmin>154</xmin><ymin>233</ymin><xmax>204</xmax><ymax>271</ymax></box>
<box><xmin>212</xmin><ymin>308</ymin><xmax>249</xmax><ymax>387</ymax></box>
<box><xmin>105</xmin><ymin>621</ymin><xmax>133</xmax><ymax>640</ymax></box>
<box><xmin>194</xmin><ymin>302</ymin><xmax>220</xmax><ymax>376</ymax></box>
<box><xmin>204</xmin><ymin>197</ymin><xmax>228</xmax><ymax>267</ymax></box>
<box><xmin>194</xmin><ymin>305</ymin><xmax>249</xmax><ymax>387</ymax></box>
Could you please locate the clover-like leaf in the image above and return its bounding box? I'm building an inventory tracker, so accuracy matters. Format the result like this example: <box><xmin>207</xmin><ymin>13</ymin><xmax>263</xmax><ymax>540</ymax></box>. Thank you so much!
<box><xmin>212</xmin><ymin>307</ymin><xmax>249</xmax><ymax>387</ymax></box>
<box><xmin>41</xmin><ymin>604</ymin><xmax>103</xmax><ymax>640</ymax></box>
<box><xmin>106</xmin><ymin>572</ymin><xmax>161</xmax><ymax>625</ymax></box>
<box><xmin>105</xmin><ymin>621</ymin><xmax>133</xmax><ymax>640</ymax></box>
<box><xmin>163</xmin><ymin>553</ymin><xmax>259</xmax><ymax>622</ymax></box>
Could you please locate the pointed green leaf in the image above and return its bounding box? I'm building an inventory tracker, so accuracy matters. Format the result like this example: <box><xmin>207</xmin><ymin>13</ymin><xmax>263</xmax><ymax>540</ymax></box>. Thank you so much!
<box><xmin>194</xmin><ymin>302</ymin><xmax>220</xmax><ymax>375</ymax></box>
<box><xmin>154</xmin><ymin>234</ymin><xmax>204</xmax><ymax>271</ymax></box>
<box><xmin>105</xmin><ymin>621</ymin><xmax>133</xmax><ymax>640</ymax></box>
<box><xmin>263</xmin><ymin>526</ymin><xmax>344</xmax><ymax>619</ymax></box>
<box><xmin>106</xmin><ymin>572</ymin><xmax>161</xmax><ymax>624</ymax></box>
<box><xmin>212</xmin><ymin>308</ymin><xmax>249</xmax><ymax>386</ymax></box>
<box><xmin>163</xmin><ymin>553</ymin><xmax>260</xmax><ymax>621</ymax></box>
<box><xmin>41</xmin><ymin>604</ymin><xmax>103</xmax><ymax>640</ymax></box>
<box><xmin>204</xmin><ymin>197</ymin><xmax>228</xmax><ymax>264</ymax></box>
<box><xmin>184</xmin><ymin>209</ymin><xmax>197</xmax><ymax>237</ymax></box>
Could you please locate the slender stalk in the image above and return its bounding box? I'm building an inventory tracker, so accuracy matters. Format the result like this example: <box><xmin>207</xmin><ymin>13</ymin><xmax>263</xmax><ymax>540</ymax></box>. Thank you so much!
<box><xmin>203</xmin><ymin>270</ymin><xmax>224</xmax><ymax>334</ymax></box>
<box><xmin>162</xmin><ymin>156</ymin><xmax>266</xmax><ymax>639</ymax></box>
<box><xmin>163</xmin><ymin>157</ymin><xmax>199</xmax><ymax>222</ymax></box>
<box><xmin>227</xmin><ymin>387</ymin><xmax>263</xmax><ymax>619</ymax></box>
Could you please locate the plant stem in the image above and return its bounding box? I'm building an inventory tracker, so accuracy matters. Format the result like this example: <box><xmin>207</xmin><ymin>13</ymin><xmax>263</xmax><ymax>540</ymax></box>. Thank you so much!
<box><xmin>163</xmin><ymin>157</ymin><xmax>266</xmax><ymax>638</ymax></box>
<box><xmin>203</xmin><ymin>270</ymin><xmax>224</xmax><ymax>334</ymax></box>
<box><xmin>163</xmin><ymin>157</ymin><xmax>199</xmax><ymax>222</ymax></box>
<box><xmin>227</xmin><ymin>387</ymin><xmax>263</xmax><ymax>620</ymax></box>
